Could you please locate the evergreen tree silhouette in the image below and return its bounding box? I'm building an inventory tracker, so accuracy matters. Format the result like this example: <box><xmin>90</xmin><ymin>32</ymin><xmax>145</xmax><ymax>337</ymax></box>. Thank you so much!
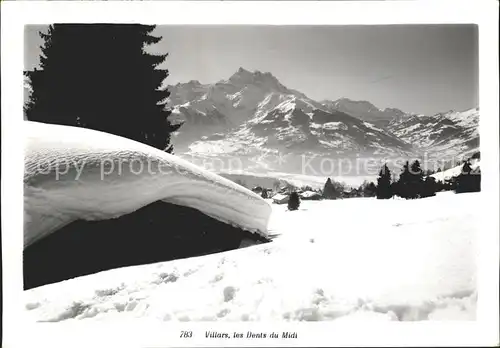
<box><xmin>435</xmin><ymin>180</ymin><xmax>445</xmax><ymax>192</ymax></box>
<box><xmin>421</xmin><ymin>176</ymin><xmax>437</xmax><ymax>198</ymax></box>
<box><xmin>366</xmin><ymin>182</ymin><xmax>377</xmax><ymax>197</ymax></box>
<box><xmin>472</xmin><ymin>167</ymin><xmax>481</xmax><ymax>192</ymax></box>
<box><xmin>25</xmin><ymin>24</ymin><xmax>181</xmax><ymax>152</ymax></box>
<box><xmin>395</xmin><ymin>160</ymin><xmax>425</xmax><ymax>199</ymax></box>
<box><xmin>395</xmin><ymin>161</ymin><xmax>411</xmax><ymax>199</ymax></box>
<box><xmin>322</xmin><ymin>178</ymin><xmax>337</xmax><ymax>199</ymax></box>
<box><xmin>288</xmin><ymin>191</ymin><xmax>300</xmax><ymax>211</ymax></box>
<box><xmin>445</xmin><ymin>177</ymin><xmax>458</xmax><ymax>191</ymax></box>
<box><xmin>376</xmin><ymin>163</ymin><xmax>392</xmax><ymax>199</ymax></box>
<box><xmin>358</xmin><ymin>180</ymin><xmax>376</xmax><ymax>197</ymax></box>
<box><xmin>408</xmin><ymin>160</ymin><xmax>424</xmax><ymax>198</ymax></box>
<box><xmin>455</xmin><ymin>161</ymin><xmax>481</xmax><ymax>193</ymax></box>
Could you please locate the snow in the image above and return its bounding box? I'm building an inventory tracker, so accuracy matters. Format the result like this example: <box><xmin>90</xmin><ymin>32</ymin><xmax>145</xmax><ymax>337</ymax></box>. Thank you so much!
<box><xmin>189</xmin><ymin>139</ymin><xmax>244</xmax><ymax>154</ymax></box>
<box><xmin>322</xmin><ymin>121</ymin><xmax>347</xmax><ymax>131</ymax></box>
<box><xmin>394</xmin><ymin>122</ymin><xmax>422</xmax><ymax>136</ymax></box>
<box><xmin>216</xmin><ymin>170</ymin><xmax>377</xmax><ymax>190</ymax></box>
<box><xmin>169</xmin><ymin>67</ymin><xmax>422</xmax><ymax>166</ymax></box>
<box><xmin>263</xmin><ymin>171</ymin><xmax>378</xmax><ymax>189</ymax></box>
<box><xmin>300</xmin><ymin>190</ymin><xmax>320</xmax><ymax>199</ymax></box>
<box><xmin>388</xmin><ymin>108</ymin><xmax>479</xmax><ymax>159</ymax></box>
<box><xmin>445</xmin><ymin>108</ymin><xmax>479</xmax><ymax>128</ymax></box>
<box><xmin>271</xmin><ymin>193</ymin><xmax>289</xmax><ymax>204</ymax></box>
<box><xmin>24</xmin><ymin>121</ymin><xmax>272</xmax><ymax>247</ymax></box>
<box><xmin>363</xmin><ymin>121</ymin><xmax>384</xmax><ymax>132</ymax></box>
<box><xmin>24</xmin><ymin>191</ymin><xmax>478</xmax><ymax>322</ymax></box>
<box><xmin>275</xmin><ymin>97</ymin><xmax>297</xmax><ymax>114</ymax></box>
<box><xmin>431</xmin><ymin>160</ymin><xmax>480</xmax><ymax>182</ymax></box>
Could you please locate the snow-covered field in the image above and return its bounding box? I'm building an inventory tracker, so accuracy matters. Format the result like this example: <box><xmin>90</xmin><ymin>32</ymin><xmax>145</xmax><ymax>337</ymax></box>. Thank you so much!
<box><xmin>24</xmin><ymin>190</ymin><xmax>478</xmax><ymax>322</ymax></box>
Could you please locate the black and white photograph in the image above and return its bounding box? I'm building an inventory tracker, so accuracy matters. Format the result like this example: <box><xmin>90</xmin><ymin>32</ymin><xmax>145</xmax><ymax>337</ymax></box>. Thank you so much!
<box><xmin>2</xmin><ymin>1</ymin><xmax>499</xmax><ymax>347</ymax></box>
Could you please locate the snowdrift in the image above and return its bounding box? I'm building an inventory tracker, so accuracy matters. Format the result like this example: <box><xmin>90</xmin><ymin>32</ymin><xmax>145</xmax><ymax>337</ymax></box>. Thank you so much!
<box><xmin>23</xmin><ymin>121</ymin><xmax>272</xmax><ymax>288</ymax></box>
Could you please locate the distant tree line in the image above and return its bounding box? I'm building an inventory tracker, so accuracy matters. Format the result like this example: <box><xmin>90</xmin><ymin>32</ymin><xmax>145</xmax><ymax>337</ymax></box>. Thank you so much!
<box><xmin>375</xmin><ymin>160</ymin><xmax>439</xmax><ymax>199</ymax></box>
<box><xmin>374</xmin><ymin>155</ymin><xmax>481</xmax><ymax>200</ymax></box>
<box><xmin>233</xmin><ymin>152</ymin><xmax>480</xmax><ymax>208</ymax></box>
<box><xmin>319</xmin><ymin>152</ymin><xmax>481</xmax><ymax>201</ymax></box>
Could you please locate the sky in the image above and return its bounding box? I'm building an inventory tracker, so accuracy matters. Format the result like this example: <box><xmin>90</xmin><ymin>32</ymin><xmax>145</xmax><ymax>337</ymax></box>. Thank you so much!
<box><xmin>25</xmin><ymin>25</ymin><xmax>478</xmax><ymax>115</ymax></box>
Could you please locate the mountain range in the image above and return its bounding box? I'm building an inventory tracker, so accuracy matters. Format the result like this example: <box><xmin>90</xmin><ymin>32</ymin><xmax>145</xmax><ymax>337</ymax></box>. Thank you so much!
<box><xmin>167</xmin><ymin>68</ymin><xmax>479</xmax><ymax>173</ymax></box>
<box><xmin>23</xmin><ymin>67</ymin><xmax>478</xmax><ymax>175</ymax></box>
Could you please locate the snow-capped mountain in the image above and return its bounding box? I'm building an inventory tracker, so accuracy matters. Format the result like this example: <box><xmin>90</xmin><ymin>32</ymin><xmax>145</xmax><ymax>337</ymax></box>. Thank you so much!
<box><xmin>168</xmin><ymin>68</ymin><xmax>414</xmax><ymax>172</ymax></box>
<box><xmin>23</xmin><ymin>66</ymin><xmax>479</xmax><ymax>174</ymax></box>
<box><xmin>321</xmin><ymin>97</ymin><xmax>414</xmax><ymax>128</ymax></box>
<box><xmin>168</xmin><ymin>68</ymin><xmax>324</xmax><ymax>148</ymax></box>
<box><xmin>191</xmin><ymin>95</ymin><xmax>412</xmax><ymax>156</ymax></box>
<box><xmin>167</xmin><ymin>68</ymin><xmax>480</xmax><ymax>173</ymax></box>
<box><xmin>387</xmin><ymin>107</ymin><xmax>479</xmax><ymax>161</ymax></box>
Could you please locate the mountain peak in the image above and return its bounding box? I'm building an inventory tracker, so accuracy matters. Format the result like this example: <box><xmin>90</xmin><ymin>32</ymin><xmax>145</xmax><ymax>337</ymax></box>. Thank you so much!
<box><xmin>226</xmin><ymin>68</ymin><xmax>287</xmax><ymax>93</ymax></box>
<box><xmin>229</xmin><ymin>67</ymin><xmax>277</xmax><ymax>80</ymax></box>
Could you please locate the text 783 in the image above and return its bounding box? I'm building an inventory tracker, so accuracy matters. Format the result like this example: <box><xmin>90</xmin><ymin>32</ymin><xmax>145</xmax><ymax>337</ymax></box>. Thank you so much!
<box><xmin>180</xmin><ymin>331</ymin><xmax>193</xmax><ymax>338</ymax></box>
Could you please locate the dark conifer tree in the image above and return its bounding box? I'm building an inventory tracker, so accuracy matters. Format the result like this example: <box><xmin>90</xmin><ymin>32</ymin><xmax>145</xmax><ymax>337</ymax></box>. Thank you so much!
<box><xmin>25</xmin><ymin>24</ymin><xmax>181</xmax><ymax>152</ymax></box>
<box><xmin>394</xmin><ymin>160</ymin><xmax>425</xmax><ymax>199</ymax></box>
<box><xmin>395</xmin><ymin>161</ymin><xmax>411</xmax><ymax>199</ymax></box>
<box><xmin>408</xmin><ymin>160</ymin><xmax>424</xmax><ymax>198</ymax></box>
<box><xmin>366</xmin><ymin>182</ymin><xmax>377</xmax><ymax>197</ymax></box>
<box><xmin>358</xmin><ymin>180</ymin><xmax>376</xmax><ymax>197</ymax></box>
<box><xmin>390</xmin><ymin>180</ymin><xmax>398</xmax><ymax>197</ymax></box>
<box><xmin>435</xmin><ymin>180</ymin><xmax>445</xmax><ymax>192</ymax></box>
<box><xmin>446</xmin><ymin>177</ymin><xmax>458</xmax><ymax>191</ymax></box>
<box><xmin>376</xmin><ymin>163</ymin><xmax>392</xmax><ymax>199</ymax></box>
<box><xmin>472</xmin><ymin>167</ymin><xmax>482</xmax><ymax>192</ymax></box>
<box><xmin>357</xmin><ymin>183</ymin><xmax>363</xmax><ymax>196</ymax></box>
<box><xmin>421</xmin><ymin>176</ymin><xmax>437</xmax><ymax>198</ymax></box>
<box><xmin>455</xmin><ymin>161</ymin><xmax>481</xmax><ymax>193</ymax></box>
<box><xmin>288</xmin><ymin>191</ymin><xmax>300</xmax><ymax>211</ymax></box>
